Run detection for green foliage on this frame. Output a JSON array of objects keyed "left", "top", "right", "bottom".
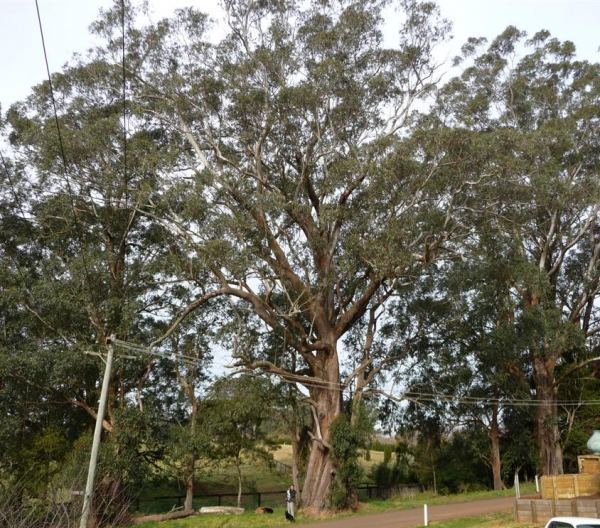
[
  {"left": 1, "top": 0, "right": 599, "bottom": 514},
  {"left": 382, "top": 445, "right": 392, "bottom": 465},
  {"left": 369, "top": 440, "right": 416, "bottom": 488},
  {"left": 329, "top": 404, "right": 373, "bottom": 510},
  {"left": 498, "top": 408, "right": 536, "bottom": 481},
  {"left": 198, "top": 375, "right": 277, "bottom": 504},
  {"left": 435, "top": 432, "right": 490, "bottom": 494},
  {"left": 203, "top": 376, "right": 276, "bottom": 462},
  {"left": 104, "top": 407, "right": 167, "bottom": 488}
]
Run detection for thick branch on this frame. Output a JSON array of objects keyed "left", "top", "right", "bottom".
[
  {"left": 335, "top": 277, "right": 384, "bottom": 339},
  {"left": 70, "top": 398, "right": 114, "bottom": 432},
  {"left": 149, "top": 288, "right": 229, "bottom": 348},
  {"left": 555, "top": 356, "right": 600, "bottom": 386}
]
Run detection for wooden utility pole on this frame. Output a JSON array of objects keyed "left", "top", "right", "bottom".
[{"left": 79, "top": 335, "right": 115, "bottom": 528}]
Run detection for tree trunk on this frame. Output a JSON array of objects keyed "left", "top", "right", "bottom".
[
  {"left": 490, "top": 431, "right": 503, "bottom": 490},
  {"left": 300, "top": 350, "right": 341, "bottom": 511},
  {"left": 489, "top": 400, "right": 504, "bottom": 490},
  {"left": 533, "top": 356, "right": 563, "bottom": 475},
  {"left": 236, "top": 456, "right": 243, "bottom": 508},
  {"left": 184, "top": 398, "right": 198, "bottom": 512},
  {"left": 431, "top": 448, "right": 438, "bottom": 495},
  {"left": 489, "top": 427, "right": 503, "bottom": 489},
  {"left": 131, "top": 510, "right": 197, "bottom": 524},
  {"left": 184, "top": 453, "right": 195, "bottom": 512},
  {"left": 291, "top": 423, "right": 301, "bottom": 506}
]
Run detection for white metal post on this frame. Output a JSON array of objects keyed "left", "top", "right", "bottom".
[
  {"left": 514, "top": 472, "right": 520, "bottom": 499},
  {"left": 423, "top": 503, "right": 428, "bottom": 526},
  {"left": 535, "top": 474, "right": 539, "bottom": 493},
  {"left": 79, "top": 336, "right": 115, "bottom": 528}
]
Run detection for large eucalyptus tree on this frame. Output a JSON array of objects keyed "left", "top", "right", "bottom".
[{"left": 90, "top": 0, "right": 484, "bottom": 508}]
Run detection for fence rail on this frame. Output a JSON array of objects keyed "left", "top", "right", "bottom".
[{"left": 135, "top": 484, "right": 420, "bottom": 513}]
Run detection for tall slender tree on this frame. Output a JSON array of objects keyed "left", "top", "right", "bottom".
[{"left": 433, "top": 28, "right": 600, "bottom": 474}]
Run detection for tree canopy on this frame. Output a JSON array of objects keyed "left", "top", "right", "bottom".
[{"left": 1, "top": 0, "right": 599, "bottom": 519}]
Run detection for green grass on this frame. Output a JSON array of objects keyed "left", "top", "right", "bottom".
[
  {"left": 129, "top": 484, "right": 535, "bottom": 527},
  {"left": 136, "top": 446, "right": 387, "bottom": 514},
  {"left": 424, "top": 511, "right": 539, "bottom": 527},
  {"left": 131, "top": 507, "right": 302, "bottom": 528},
  {"left": 356, "top": 482, "right": 536, "bottom": 515},
  {"left": 135, "top": 457, "right": 291, "bottom": 513},
  {"left": 273, "top": 444, "right": 385, "bottom": 474},
  {"left": 131, "top": 511, "right": 537, "bottom": 528}
]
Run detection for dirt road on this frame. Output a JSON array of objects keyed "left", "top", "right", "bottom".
[{"left": 294, "top": 497, "right": 515, "bottom": 528}]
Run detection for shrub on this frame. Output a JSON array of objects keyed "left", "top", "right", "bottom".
[{"left": 329, "top": 404, "right": 373, "bottom": 510}]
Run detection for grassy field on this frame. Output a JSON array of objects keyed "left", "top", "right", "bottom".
[
  {"left": 425, "top": 512, "right": 539, "bottom": 527},
  {"left": 131, "top": 512, "right": 541, "bottom": 528},
  {"left": 136, "top": 446, "right": 387, "bottom": 513},
  {"left": 356, "top": 482, "right": 535, "bottom": 515},
  {"left": 130, "top": 485, "right": 534, "bottom": 528},
  {"left": 134, "top": 446, "right": 532, "bottom": 520},
  {"left": 132, "top": 507, "right": 301, "bottom": 528},
  {"left": 273, "top": 444, "right": 386, "bottom": 474}
]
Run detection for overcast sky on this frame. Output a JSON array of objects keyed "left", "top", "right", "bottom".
[{"left": 1, "top": 0, "right": 598, "bottom": 112}]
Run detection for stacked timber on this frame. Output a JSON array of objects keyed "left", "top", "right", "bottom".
[
  {"left": 540, "top": 473, "right": 600, "bottom": 499},
  {"left": 516, "top": 454, "right": 600, "bottom": 523},
  {"left": 515, "top": 498, "right": 600, "bottom": 523}
]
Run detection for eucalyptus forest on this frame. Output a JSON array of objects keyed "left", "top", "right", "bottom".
[{"left": 1, "top": 0, "right": 599, "bottom": 526}]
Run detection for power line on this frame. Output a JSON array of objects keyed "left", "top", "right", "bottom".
[
  {"left": 272, "top": 372, "right": 600, "bottom": 407},
  {"left": 262, "top": 369, "right": 600, "bottom": 407},
  {"left": 90, "top": 332, "right": 600, "bottom": 408},
  {"left": 369, "top": 387, "right": 600, "bottom": 408},
  {"left": 400, "top": 391, "right": 600, "bottom": 408},
  {"left": 80, "top": 5, "right": 130, "bottom": 525},
  {"left": 34, "top": 0, "right": 68, "bottom": 171},
  {"left": 34, "top": 0, "right": 95, "bottom": 300},
  {"left": 112, "top": 338, "right": 207, "bottom": 368}
]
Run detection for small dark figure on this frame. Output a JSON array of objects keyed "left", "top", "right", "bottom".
[
  {"left": 285, "top": 484, "right": 297, "bottom": 521},
  {"left": 255, "top": 506, "right": 274, "bottom": 514}
]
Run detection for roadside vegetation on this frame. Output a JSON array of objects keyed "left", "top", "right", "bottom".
[
  {"left": 128, "top": 487, "right": 535, "bottom": 528},
  {"left": 1, "top": 0, "right": 599, "bottom": 526},
  {"left": 424, "top": 513, "right": 538, "bottom": 528}
]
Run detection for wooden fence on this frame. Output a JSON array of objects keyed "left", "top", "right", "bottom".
[
  {"left": 540, "top": 473, "right": 600, "bottom": 499},
  {"left": 515, "top": 498, "right": 600, "bottom": 524},
  {"left": 135, "top": 484, "right": 420, "bottom": 513}
]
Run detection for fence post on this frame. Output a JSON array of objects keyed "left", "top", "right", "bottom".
[
  {"left": 257, "top": 492, "right": 261, "bottom": 507},
  {"left": 368, "top": 486, "right": 372, "bottom": 500},
  {"left": 218, "top": 495, "right": 222, "bottom": 506}
]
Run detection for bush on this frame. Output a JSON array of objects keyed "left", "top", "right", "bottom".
[{"left": 329, "top": 404, "right": 373, "bottom": 510}]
